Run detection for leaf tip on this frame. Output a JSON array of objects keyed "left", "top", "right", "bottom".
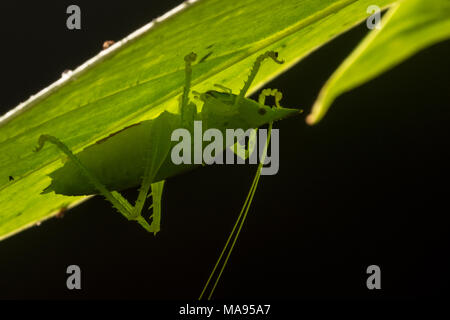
[{"left": 306, "top": 100, "right": 323, "bottom": 125}]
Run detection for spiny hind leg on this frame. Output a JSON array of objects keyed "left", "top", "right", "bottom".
[
  {"left": 130, "top": 168, "right": 165, "bottom": 235},
  {"left": 258, "top": 88, "right": 283, "bottom": 108},
  {"left": 34, "top": 134, "right": 154, "bottom": 231},
  {"left": 147, "top": 180, "right": 165, "bottom": 235},
  {"left": 236, "top": 51, "right": 284, "bottom": 105}
]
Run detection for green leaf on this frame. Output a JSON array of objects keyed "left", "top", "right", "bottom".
[
  {"left": 0, "top": 0, "right": 400, "bottom": 240},
  {"left": 307, "top": 0, "right": 450, "bottom": 124}
]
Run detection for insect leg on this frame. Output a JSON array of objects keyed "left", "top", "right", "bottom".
[
  {"left": 130, "top": 171, "right": 165, "bottom": 235},
  {"left": 181, "top": 52, "right": 197, "bottom": 114},
  {"left": 235, "top": 51, "right": 284, "bottom": 106},
  {"left": 129, "top": 114, "right": 173, "bottom": 233},
  {"left": 258, "top": 88, "right": 283, "bottom": 108},
  {"left": 129, "top": 156, "right": 163, "bottom": 234},
  {"left": 34, "top": 135, "right": 137, "bottom": 221},
  {"left": 148, "top": 180, "right": 165, "bottom": 235}
]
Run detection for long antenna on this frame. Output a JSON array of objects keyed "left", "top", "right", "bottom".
[{"left": 199, "top": 122, "right": 273, "bottom": 300}]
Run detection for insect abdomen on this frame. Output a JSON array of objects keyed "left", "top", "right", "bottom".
[{"left": 45, "top": 112, "right": 189, "bottom": 196}]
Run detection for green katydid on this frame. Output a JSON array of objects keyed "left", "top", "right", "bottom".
[{"left": 34, "top": 50, "right": 301, "bottom": 299}]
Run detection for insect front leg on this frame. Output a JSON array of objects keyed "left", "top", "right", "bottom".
[
  {"left": 129, "top": 114, "right": 174, "bottom": 234},
  {"left": 258, "top": 88, "right": 283, "bottom": 108},
  {"left": 235, "top": 51, "right": 284, "bottom": 106}
]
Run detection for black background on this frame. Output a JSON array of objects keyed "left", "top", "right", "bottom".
[{"left": 0, "top": 0, "right": 449, "bottom": 302}]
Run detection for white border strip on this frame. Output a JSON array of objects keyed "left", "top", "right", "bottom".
[{"left": 0, "top": 0, "right": 201, "bottom": 125}]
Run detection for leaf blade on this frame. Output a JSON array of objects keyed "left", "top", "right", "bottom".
[
  {"left": 307, "top": 0, "right": 450, "bottom": 124},
  {"left": 0, "top": 0, "right": 398, "bottom": 240}
]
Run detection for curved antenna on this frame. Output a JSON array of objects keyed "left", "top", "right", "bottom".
[{"left": 199, "top": 122, "right": 274, "bottom": 300}]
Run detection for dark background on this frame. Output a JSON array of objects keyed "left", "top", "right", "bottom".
[{"left": 0, "top": 1, "right": 449, "bottom": 301}]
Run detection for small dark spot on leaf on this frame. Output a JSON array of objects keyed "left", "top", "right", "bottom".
[
  {"left": 224, "top": 121, "right": 229, "bottom": 126},
  {"left": 199, "top": 51, "right": 213, "bottom": 63},
  {"left": 206, "top": 43, "right": 214, "bottom": 49},
  {"left": 258, "top": 108, "right": 267, "bottom": 115},
  {"left": 9, "top": 176, "right": 14, "bottom": 181},
  {"left": 281, "top": 43, "right": 287, "bottom": 48}
]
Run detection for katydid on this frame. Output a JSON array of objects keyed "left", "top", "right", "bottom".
[{"left": 34, "top": 51, "right": 301, "bottom": 298}]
